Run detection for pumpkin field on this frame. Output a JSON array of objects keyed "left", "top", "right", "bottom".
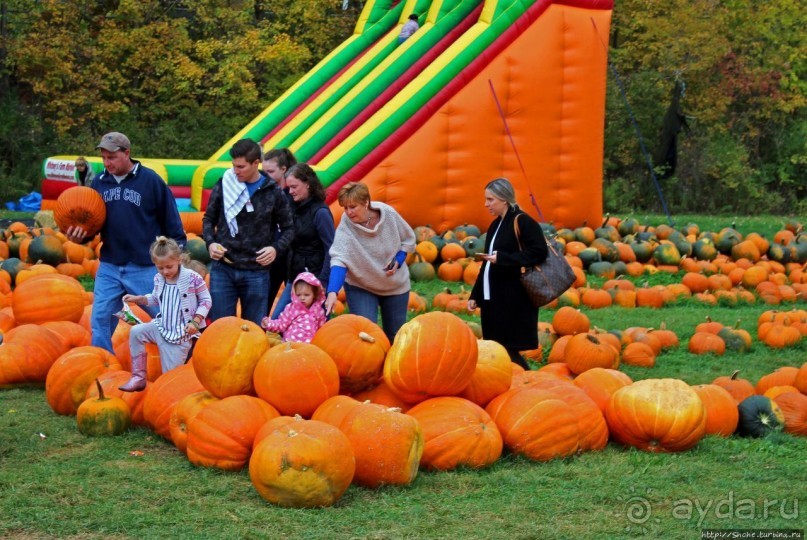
[{"left": 1, "top": 210, "right": 806, "bottom": 539}]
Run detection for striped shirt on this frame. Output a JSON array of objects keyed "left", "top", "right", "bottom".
[{"left": 155, "top": 283, "right": 187, "bottom": 344}]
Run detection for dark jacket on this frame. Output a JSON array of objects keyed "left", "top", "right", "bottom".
[
  {"left": 92, "top": 161, "right": 186, "bottom": 266},
  {"left": 288, "top": 197, "right": 334, "bottom": 287},
  {"left": 202, "top": 172, "right": 294, "bottom": 271},
  {"left": 470, "top": 207, "right": 548, "bottom": 350}
]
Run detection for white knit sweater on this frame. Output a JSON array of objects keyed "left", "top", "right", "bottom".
[{"left": 329, "top": 201, "right": 416, "bottom": 296}]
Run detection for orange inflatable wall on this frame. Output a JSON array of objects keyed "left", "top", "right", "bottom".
[{"left": 336, "top": 4, "right": 611, "bottom": 231}]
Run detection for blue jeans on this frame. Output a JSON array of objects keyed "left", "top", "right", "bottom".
[
  {"left": 92, "top": 261, "right": 158, "bottom": 352},
  {"left": 271, "top": 280, "right": 293, "bottom": 319},
  {"left": 344, "top": 283, "right": 409, "bottom": 343},
  {"left": 209, "top": 261, "right": 270, "bottom": 326}
]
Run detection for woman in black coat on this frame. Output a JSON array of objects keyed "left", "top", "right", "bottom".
[{"left": 468, "top": 178, "right": 548, "bottom": 370}]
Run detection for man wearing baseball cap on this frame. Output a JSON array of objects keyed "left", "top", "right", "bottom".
[{"left": 66, "top": 132, "right": 186, "bottom": 353}]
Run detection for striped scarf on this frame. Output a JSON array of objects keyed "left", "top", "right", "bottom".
[{"left": 222, "top": 169, "right": 249, "bottom": 237}]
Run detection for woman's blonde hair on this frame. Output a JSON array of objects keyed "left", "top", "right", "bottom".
[
  {"left": 150, "top": 236, "right": 188, "bottom": 264},
  {"left": 485, "top": 177, "right": 517, "bottom": 207},
  {"left": 337, "top": 182, "right": 371, "bottom": 207}
]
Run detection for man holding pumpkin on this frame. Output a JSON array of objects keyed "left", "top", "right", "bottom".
[{"left": 65, "top": 132, "right": 186, "bottom": 353}]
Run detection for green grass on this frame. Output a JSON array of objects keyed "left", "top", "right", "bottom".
[
  {"left": 1, "top": 211, "right": 805, "bottom": 538},
  {"left": 2, "top": 291, "right": 805, "bottom": 539}
]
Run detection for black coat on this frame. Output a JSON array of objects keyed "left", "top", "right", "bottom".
[{"left": 470, "top": 207, "right": 548, "bottom": 350}]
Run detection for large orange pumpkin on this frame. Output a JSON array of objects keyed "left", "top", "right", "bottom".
[
  {"left": 795, "top": 362, "right": 807, "bottom": 394},
  {"left": 486, "top": 387, "right": 580, "bottom": 461},
  {"left": 383, "top": 312, "right": 478, "bottom": 404},
  {"left": 192, "top": 316, "right": 269, "bottom": 398},
  {"left": 458, "top": 339, "right": 513, "bottom": 407},
  {"left": 0, "top": 324, "right": 69, "bottom": 388},
  {"left": 605, "top": 379, "right": 707, "bottom": 452},
  {"left": 186, "top": 395, "right": 280, "bottom": 471},
  {"left": 53, "top": 186, "right": 106, "bottom": 237},
  {"left": 169, "top": 391, "right": 219, "bottom": 454},
  {"left": 253, "top": 342, "right": 340, "bottom": 418},
  {"left": 40, "top": 320, "right": 91, "bottom": 349},
  {"left": 572, "top": 368, "right": 633, "bottom": 413},
  {"left": 755, "top": 366, "right": 799, "bottom": 395},
  {"left": 712, "top": 370, "right": 755, "bottom": 403},
  {"left": 692, "top": 384, "right": 740, "bottom": 437},
  {"left": 406, "top": 396, "right": 502, "bottom": 471},
  {"left": 351, "top": 382, "right": 411, "bottom": 412},
  {"left": 12, "top": 273, "right": 85, "bottom": 325},
  {"left": 45, "top": 346, "right": 121, "bottom": 415},
  {"left": 249, "top": 416, "right": 355, "bottom": 508},
  {"left": 318, "top": 401, "right": 424, "bottom": 488},
  {"left": 142, "top": 363, "right": 205, "bottom": 439},
  {"left": 310, "top": 314, "right": 390, "bottom": 394},
  {"left": 551, "top": 306, "right": 590, "bottom": 336},
  {"left": 311, "top": 395, "right": 364, "bottom": 427}
]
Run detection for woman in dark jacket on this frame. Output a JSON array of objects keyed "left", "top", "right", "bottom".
[
  {"left": 270, "top": 163, "right": 335, "bottom": 318},
  {"left": 468, "top": 178, "right": 548, "bottom": 369}
]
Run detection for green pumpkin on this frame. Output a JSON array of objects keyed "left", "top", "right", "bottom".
[
  {"left": 186, "top": 237, "right": 211, "bottom": 265},
  {"left": 766, "top": 243, "right": 790, "bottom": 264},
  {"left": 591, "top": 238, "right": 619, "bottom": 263},
  {"left": 0, "top": 258, "right": 28, "bottom": 286},
  {"left": 617, "top": 218, "right": 640, "bottom": 237},
  {"left": 454, "top": 223, "right": 481, "bottom": 239},
  {"left": 692, "top": 238, "right": 718, "bottom": 261},
  {"left": 588, "top": 261, "right": 616, "bottom": 279},
  {"left": 577, "top": 248, "right": 602, "bottom": 269},
  {"left": 27, "top": 235, "right": 66, "bottom": 266},
  {"left": 737, "top": 395, "right": 784, "bottom": 437},
  {"left": 5, "top": 233, "right": 28, "bottom": 259},
  {"left": 76, "top": 380, "right": 132, "bottom": 436},
  {"left": 409, "top": 260, "right": 436, "bottom": 281},
  {"left": 555, "top": 228, "right": 576, "bottom": 244},
  {"left": 612, "top": 261, "right": 628, "bottom": 277},
  {"left": 652, "top": 243, "right": 681, "bottom": 266},
  {"left": 789, "top": 239, "right": 807, "bottom": 264},
  {"left": 539, "top": 222, "right": 557, "bottom": 236},
  {"left": 461, "top": 237, "right": 484, "bottom": 257},
  {"left": 630, "top": 241, "right": 655, "bottom": 263},
  {"left": 716, "top": 228, "right": 742, "bottom": 255}
]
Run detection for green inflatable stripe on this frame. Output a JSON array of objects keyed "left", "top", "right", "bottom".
[
  {"left": 318, "top": 0, "right": 531, "bottom": 185},
  {"left": 212, "top": 2, "right": 407, "bottom": 160},
  {"left": 293, "top": 0, "right": 479, "bottom": 161}
]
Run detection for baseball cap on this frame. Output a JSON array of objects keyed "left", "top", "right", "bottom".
[{"left": 96, "top": 132, "right": 131, "bottom": 152}]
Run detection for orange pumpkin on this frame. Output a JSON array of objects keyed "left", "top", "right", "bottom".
[
  {"left": 310, "top": 314, "right": 390, "bottom": 394},
  {"left": 249, "top": 416, "right": 355, "bottom": 508},
  {"left": 794, "top": 362, "right": 807, "bottom": 394},
  {"left": 692, "top": 384, "right": 740, "bottom": 437},
  {"left": 383, "top": 312, "right": 478, "bottom": 404},
  {"left": 621, "top": 342, "right": 657, "bottom": 368},
  {"left": 406, "top": 396, "right": 503, "bottom": 471},
  {"left": 45, "top": 346, "right": 121, "bottom": 415},
  {"left": 572, "top": 368, "right": 633, "bottom": 413},
  {"left": 458, "top": 339, "right": 513, "bottom": 407},
  {"left": 40, "top": 320, "right": 91, "bottom": 349},
  {"left": 186, "top": 395, "right": 280, "bottom": 471},
  {"left": 606, "top": 379, "right": 706, "bottom": 452},
  {"left": 192, "top": 316, "right": 269, "bottom": 398},
  {"left": 311, "top": 395, "right": 364, "bottom": 427},
  {"left": 688, "top": 332, "right": 726, "bottom": 355},
  {"left": 253, "top": 342, "right": 340, "bottom": 418},
  {"left": 329, "top": 401, "right": 424, "bottom": 488},
  {"left": 142, "top": 363, "right": 206, "bottom": 439},
  {"left": 772, "top": 392, "right": 807, "bottom": 436},
  {"left": 551, "top": 306, "right": 590, "bottom": 336},
  {"left": 712, "top": 370, "right": 755, "bottom": 403},
  {"left": 563, "top": 333, "right": 620, "bottom": 374},
  {"left": 53, "top": 186, "right": 106, "bottom": 237},
  {"left": 755, "top": 367, "right": 800, "bottom": 395},
  {"left": 486, "top": 387, "right": 580, "bottom": 461},
  {"left": 12, "top": 273, "right": 85, "bottom": 325},
  {"left": 0, "top": 324, "right": 69, "bottom": 388},
  {"left": 168, "top": 391, "right": 219, "bottom": 454}
]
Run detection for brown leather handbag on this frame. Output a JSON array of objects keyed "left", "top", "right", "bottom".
[{"left": 514, "top": 215, "right": 575, "bottom": 307}]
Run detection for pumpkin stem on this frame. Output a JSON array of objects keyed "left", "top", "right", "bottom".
[
  {"left": 358, "top": 331, "right": 376, "bottom": 344},
  {"left": 730, "top": 370, "right": 740, "bottom": 380},
  {"left": 734, "top": 319, "right": 742, "bottom": 330},
  {"left": 241, "top": 324, "right": 250, "bottom": 332},
  {"left": 294, "top": 414, "right": 303, "bottom": 420},
  {"left": 95, "top": 378, "right": 106, "bottom": 401},
  {"left": 600, "top": 213, "right": 610, "bottom": 229},
  {"left": 385, "top": 407, "right": 402, "bottom": 413},
  {"left": 585, "top": 334, "right": 601, "bottom": 345},
  {"left": 288, "top": 429, "right": 299, "bottom": 438}
]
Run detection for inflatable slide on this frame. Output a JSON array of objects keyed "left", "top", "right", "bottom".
[{"left": 42, "top": 0, "right": 613, "bottom": 230}]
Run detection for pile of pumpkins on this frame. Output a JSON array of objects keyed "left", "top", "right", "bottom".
[
  {"left": 406, "top": 216, "right": 807, "bottom": 309},
  {"left": 3, "top": 277, "right": 806, "bottom": 508}
]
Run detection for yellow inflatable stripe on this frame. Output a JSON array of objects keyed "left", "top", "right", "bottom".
[
  {"left": 266, "top": 29, "right": 400, "bottom": 149},
  {"left": 317, "top": 23, "right": 488, "bottom": 169},
  {"left": 291, "top": 24, "right": 435, "bottom": 153}
]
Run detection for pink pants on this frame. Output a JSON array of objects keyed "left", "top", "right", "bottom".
[{"left": 129, "top": 321, "right": 193, "bottom": 373}]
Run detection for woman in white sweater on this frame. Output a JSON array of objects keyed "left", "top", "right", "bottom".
[{"left": 324, "top": 182, "right": 416, "bottom": 341}]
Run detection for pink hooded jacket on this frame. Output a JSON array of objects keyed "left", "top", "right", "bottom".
[{"left": 261, "top": 272, "right": 327, "bottom": 343}]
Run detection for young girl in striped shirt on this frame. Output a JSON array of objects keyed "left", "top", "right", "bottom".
[{"left": 119, "top": 237, "right": 212, "bottom": 392}]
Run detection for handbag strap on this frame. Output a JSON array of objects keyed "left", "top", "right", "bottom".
[{"left": 514, "top": 214, "right": 524, "bottom": 251}]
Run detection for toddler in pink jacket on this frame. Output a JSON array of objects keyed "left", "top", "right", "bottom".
[{"left": 262, "top": 272, "right": 327, "bottom": 342}]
